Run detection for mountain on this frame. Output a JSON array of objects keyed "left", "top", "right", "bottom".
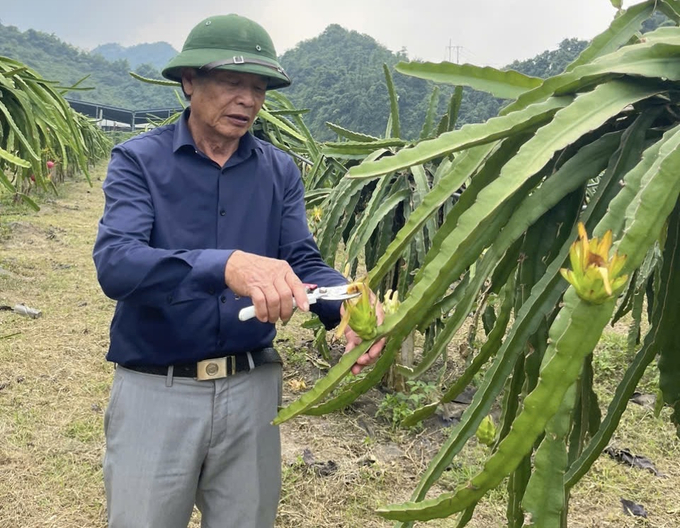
[
  {"left": 277, "top": 26, "right": 581, "bottom": 139},
  {"left": 0, "top": 12, "right": 670, "bottom": 134},
  {"left": 278, "top": 12, "right": 670, "bottom": 139},
  {"left": 279, "top": 24, "right": 436, "bottom": 140},
  {"left": 0, "top": 23, "right": 181, "bottom": 110},
  {"left": 0, "top": 21, "right": 585, "bottom": 138},
  {"left": 91, "top": 42, "right": 178, "bottom": 71}
]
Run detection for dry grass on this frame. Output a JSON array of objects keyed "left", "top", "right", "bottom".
[
  {"left": 0, "top": 165, "right": 678, "bottom": 527},
  {"left": 0, "top": 176, "right": 112, "bottom": 527}
]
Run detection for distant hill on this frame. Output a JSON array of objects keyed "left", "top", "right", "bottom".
[
  {"left": 0, "top": 12, "right": 669, "bottom": 135},
  {"left": 0, "top": 21, "right": 584, "bottom": 139},
  {"left": 278, "top": 26, "right": 582, "bottom": 139},
  {"left": 0, "top": 23, "right": 181, "bottom": 110},
  {"left": 279, "top": 11, "right": 668, "bottom": 140},
  {"left": 280, "top": 24, "right": 437, "bottom": 140},
  {"left": 91, "top": 42, "right": 178, "bottom": 71}
]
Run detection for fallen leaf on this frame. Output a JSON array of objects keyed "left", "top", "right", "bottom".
[
  {"left": 629, "top": 392, "right": 656, "bottom": 409},
  {"left": 301, "top": 448, "right": 338, "bottom": 477},
  {"left": 287, "top": 379, "right": 307, "bottom": 392},
  {"left": 358, "top": 454, "right": 377, "bottom": 467},
  {"left": 605, "top": 446, "right": 664, "bottom": 477},
  {"left": 306, "top": 353, "right": 331, "bottom": 370},
  {"left": 450, "top": 385, "right": 477, "bottom": 405},
  {"left": 302, "top": 447, "right": 315, "bottom": 466},
  {"left": 436, "top": 402, "right": 467, "bottom": 425},
  {"left": 621, "top": 498, "right": 648, "bottom": 518},
  {"left": 314, "top": 460, "right": 338, "bottom": 477}
]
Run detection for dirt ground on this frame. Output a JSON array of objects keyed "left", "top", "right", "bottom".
[{"left": 0, "top": 168, "right": 678, "bottom": 527}]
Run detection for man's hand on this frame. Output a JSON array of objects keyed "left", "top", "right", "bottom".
[
  {"left": 225, "top": 250, "right": 310, "bottom": 323},
  {"left": 342, "top": 290, "right": 386, "bottom": 375}
]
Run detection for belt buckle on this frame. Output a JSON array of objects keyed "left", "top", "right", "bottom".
[{"left": 196, "top": 356, "right": 236, "bottom": 380}]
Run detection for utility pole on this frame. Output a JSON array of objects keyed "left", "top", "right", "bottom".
[{"left": 445, "top": 39, "right": 463, "bottom": 64}]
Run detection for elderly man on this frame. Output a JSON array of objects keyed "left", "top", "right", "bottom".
[{"left": 93, "top": 13, "right": 383, "bottom": 528}]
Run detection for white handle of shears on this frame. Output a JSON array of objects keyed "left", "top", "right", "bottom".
[{"left": 238, "top": 294, "right": 318, "bottom": 321}]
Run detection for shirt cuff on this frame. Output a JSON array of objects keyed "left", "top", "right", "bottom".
[{"left": 171, "top": 249, "right": 232, "bottom": 303}]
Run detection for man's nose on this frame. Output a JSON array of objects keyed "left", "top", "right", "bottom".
[{"left": 235, "top": 87, "right": 258, "bottom": 106}]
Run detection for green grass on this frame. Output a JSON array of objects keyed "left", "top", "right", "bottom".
[{"left": 63, "top": 416, "right": 101, "bottom": 444}]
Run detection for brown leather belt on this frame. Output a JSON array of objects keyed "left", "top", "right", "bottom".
[{"left": 122, "top": 347, "right": 281, "bottom": 380}]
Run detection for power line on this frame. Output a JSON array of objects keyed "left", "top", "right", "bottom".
[
  {"left": 444, "top": 43, "right": 504, "bottom": 68},
  {"left": 444, "top": 39, "right": 463, "bottom": 64}
]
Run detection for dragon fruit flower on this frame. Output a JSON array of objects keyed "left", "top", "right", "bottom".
[
  {"left": 335, "top": 278, "right": 378, "bottom": 341},
  {"left": 560, "top": 222, "right": 628, "bottom": 304}
]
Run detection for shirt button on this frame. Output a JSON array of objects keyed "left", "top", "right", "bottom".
[
  {"left": 208, "top": 288, "right": 215, "bottom": 295},
  {"left": 220, "top": 209, "right": 226, "bottom": 216},
  {"left": 217, "top": 340, "right": 224, "bottom": 348},
  {"left": 220, "top": 295, "right": 227, "bottom": 303}
]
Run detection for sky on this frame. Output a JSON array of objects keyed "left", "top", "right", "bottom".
[{"left": 1, "top": 0, "right": 641, "bottom": 68}]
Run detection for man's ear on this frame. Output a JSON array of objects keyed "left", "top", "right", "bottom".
[{"left": 180, "top": 68, "right": 196, "bottom": 99}]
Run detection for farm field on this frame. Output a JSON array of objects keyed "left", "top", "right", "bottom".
[{"left": 0, "top": 166, "right": 678, "bottom": 527}]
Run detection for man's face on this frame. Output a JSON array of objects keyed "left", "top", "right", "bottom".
[{"left": 184, "top": 69, "right": 268, "bottom": 143}]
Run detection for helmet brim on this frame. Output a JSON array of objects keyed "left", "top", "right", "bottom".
[{"left": 162, "top": 48, "right": 291, "bottom": 89}]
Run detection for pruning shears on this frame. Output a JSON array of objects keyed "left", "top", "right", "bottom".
[{"left": 237, "top": 283, "right": 360, "bottom": 321}]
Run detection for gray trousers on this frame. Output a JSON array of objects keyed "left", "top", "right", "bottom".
[{"left": 103, "top": 362, "right": 282, "bottom": 528}]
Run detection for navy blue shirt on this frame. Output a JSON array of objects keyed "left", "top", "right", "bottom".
[{"left": 93, "top": 109, "right": 346, "bottom": 367}]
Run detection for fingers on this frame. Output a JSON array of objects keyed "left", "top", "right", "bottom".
[
  {"left": 350, "top": 341, "right": 383, "bottom": 376},
  {"left": 225, "top": 251, "right": 308, "bottom": 324},
  {"left": 367, "top": 337, "right": 386, "bottom": 361},
  {"left": 353, "top": 338, "right": 385, "bottom": 364},
  {"left": 249, "top": 286, "right": 269, "bottom": 323},
  {"left": 256, "top": 279, "right": 295, "bottom": 324},
  {"left": 270, "top": 272, "right": 310, "bottom": 323},
  {"left": 273, "top": 276, "right": 293, "bottom": 323},
  {"left": 350, "top": 343, "right": 384, "bottom": 375},
  {"left": 344, "top": 326, "right": 386, "bottom": 375},
  {"left": 374, "top": 297, "right": 385, "bottom": 325},
  {"left": 287, "top": 272, "right": 310, "bottom": 313},
  {"left": 343, "top": 290, "right": 386, "bottom": 375}
]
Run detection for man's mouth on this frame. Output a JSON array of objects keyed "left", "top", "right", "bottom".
[{"left": 227, "top": 114, "right": 250, "bottom": 124}]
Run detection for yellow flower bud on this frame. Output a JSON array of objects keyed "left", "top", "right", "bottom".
[
  {"left": 476, "top": 415, "right": 496, "bottom": 447},
  {"left": 335, "top": 278, "right": 378, "bottom": 341},
  {"left": 382, "top": 289, "right": 400, "bottom": 316},
  {"left": 560, "top": 222, "right": 628, "bottom": 304}
]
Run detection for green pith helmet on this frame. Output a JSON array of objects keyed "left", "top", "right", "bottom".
[{"left": 162, "top": 14, "right": 291, "bottom": 89}]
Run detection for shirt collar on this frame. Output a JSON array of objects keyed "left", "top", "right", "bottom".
[
  {"left": 173, "top": 107, "right": 264, "bottom": 159},
  {"left": 173, "top": 107, "right": 195, "bottom": 152}
]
